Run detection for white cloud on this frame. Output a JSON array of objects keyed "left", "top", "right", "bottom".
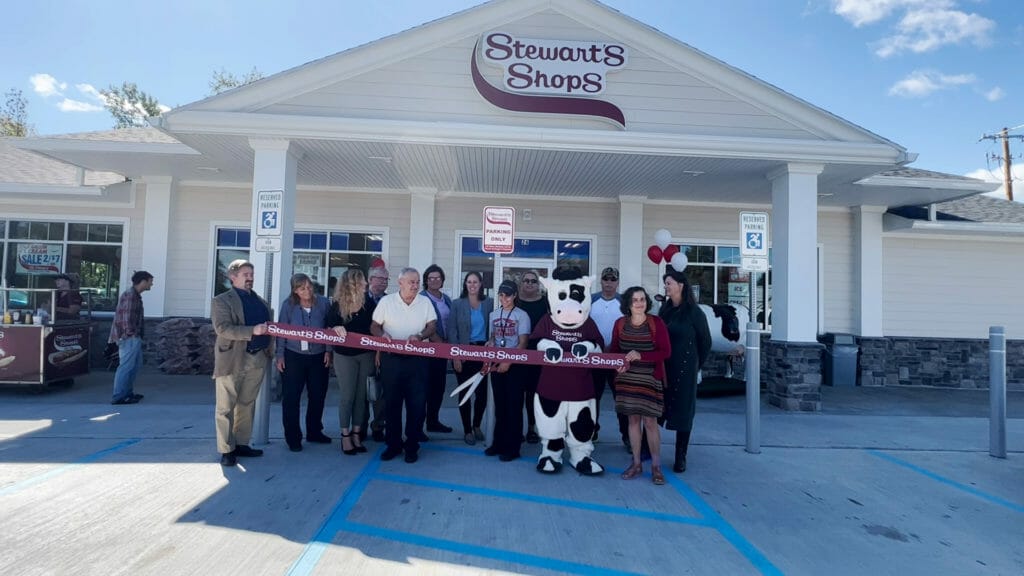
[
  {"left": 888, "top": 69, "right": 975, "bottom": 97},
  {"left": 967, "top": 165, "right": 1024, "bottom": 203},
  {"left": 30, "top": 73, "right": 67, "bottom": 98},
  {"left": 57, "top": 98, "right": 104, "bottom": 112},
  {"left": 831, "top": 0, "right": 951, "bottom": 27},
  {"left": 984, "top": 86, "right": 1005, "bottom": 101},
  {"left": 875, "top": 8, "right": 995, "bottom": 57},
  {"left": 75, "top": 83, "right": 106, "bottom": 102}
]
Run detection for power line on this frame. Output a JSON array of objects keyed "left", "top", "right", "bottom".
[{"left": 980, "top": 127, "right": 1024, "bottom": 201}]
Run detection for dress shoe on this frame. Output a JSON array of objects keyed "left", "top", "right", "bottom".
[
  {"left": 220, "top": 453, "right": 237, "bottom": 467},
  {"left": 499, "top": 453, "right": 520, "bottom": 462},
  {"left": 130, "top": 393, "right": 144, "bottom": 400},
  {"left": 111, "top": 396, "right": 140, "bottom": 405},
  {"left": 380, "top": 447, "right": 403, "bottom": 461},
  {"left": 426, "top": 421, "right": 453, "bottom": 433},
  {"left": 232, "top": 445, "right": 263, "bottom": 457},
  {"left": 306, "top": 433, "right": 332, "bottom": 444},
  {"left": 288, "top": 442, "right": 303, "bottom": 452},
  {"left": 673, "top": 456, "right": 687, "bottom": 473},
  {"left": 404, "top": 451, "right": 419, "bottom": 463},
  {"left": 484, "top": 445, "right": 499, "bottom": 456}
]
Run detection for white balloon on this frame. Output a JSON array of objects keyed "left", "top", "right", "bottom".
[
  {"left": 654, "top": 228, "right": 672, "bottom": 250},
  {"left": 670, "top": 252, "right": 688, "bottom": 271}
]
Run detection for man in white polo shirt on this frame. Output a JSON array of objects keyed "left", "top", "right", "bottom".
[{"left": 371, "top": 267, "right": 437, "bottom": 463}]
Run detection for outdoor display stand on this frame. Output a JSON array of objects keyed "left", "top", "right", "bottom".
[{"left": 0, "top": 288, "right": 92, "bottom": 386}]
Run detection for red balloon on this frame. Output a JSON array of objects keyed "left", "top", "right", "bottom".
[
  {"left": 662, "top": 244, "right": 680, "bottom": 261},
  {"left": 647, "top": 245, "right": 664, "bottom": 264}
]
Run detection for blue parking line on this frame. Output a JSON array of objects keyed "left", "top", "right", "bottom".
[
  {"left": 867, "top": 449, "right": 1024, "bottom": 514},
  {"left": 375, "top": 472, "right": 712, "bottom": 526},
  {"left": 0, "top": 438, "right": 141, "bottom": 497},
  {"left": 338, "top": 520, "right": 645, "bottom": 576},
  {"left": 665, "top": 474, "right": 783, "bottom": 576},
  {"left": 286, "top": 446, "right": 384, "bottom": 576}
]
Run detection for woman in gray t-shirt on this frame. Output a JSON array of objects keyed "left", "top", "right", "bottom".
[{"left": 485, "top": 280, "right": 531, "bottom": 461}]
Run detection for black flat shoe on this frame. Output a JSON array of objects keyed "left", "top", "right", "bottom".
[
  {"left": 288, "top": 443, "right": 303, "bottom": 453},
  {"left": 220, "top": 453, "right": 237, "bottom": 467},
  {"left": 233, "top": 445, "right": 263, "bottom": 457},
  {"left": 307, "top": 433, "right": 332, "bottom": 444},
  {"left": 380, "top": 447, "right": 402, "bottom": 461}
]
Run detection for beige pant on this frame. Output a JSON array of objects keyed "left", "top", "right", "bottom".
[{"left": 215, "top": 352, "right": 268, "bottom": 454}]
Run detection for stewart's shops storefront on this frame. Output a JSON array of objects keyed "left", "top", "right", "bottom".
[{"left": 3, "top": 0, "right": 1022, "bottom": 408}]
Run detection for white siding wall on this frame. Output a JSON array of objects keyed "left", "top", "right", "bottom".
[
  {"left": 263, "top": 11, "right": 814, "bottom": 139},
  {"left": 818, "top": 210, "right": 855, "bottom": 334},
  {"left": 883, "top": 236, "right": 1024, "bottom": 339},
  {"left": 166, "top": 185, "right": 409, "bottom": 317}
]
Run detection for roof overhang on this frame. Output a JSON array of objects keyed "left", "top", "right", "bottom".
[
  {"left": 8, "top": 137, "right": 202, "bottom": 181},
  {"left": 884, "top": 213, "right": 1024, "bottom": 238}
]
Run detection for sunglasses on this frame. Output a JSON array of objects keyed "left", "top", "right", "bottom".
[{"left": 522, "top": 278, "right": 538, "bottom": 284}]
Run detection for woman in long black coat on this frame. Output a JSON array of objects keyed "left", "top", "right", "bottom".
[{"left": 658, "top": 268, "right": 712, "bottom": 473}]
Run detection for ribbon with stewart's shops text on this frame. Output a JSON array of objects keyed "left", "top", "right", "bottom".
[{"left": 266, "top": 322, "right": 626, "bottom": 369}]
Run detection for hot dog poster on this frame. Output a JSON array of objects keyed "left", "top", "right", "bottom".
[
  {"left": 0, "top": 328, "right": 43, "bottom": 382},
  {"left": 44, "top": 325, "right": 90, "bottom": 380}
]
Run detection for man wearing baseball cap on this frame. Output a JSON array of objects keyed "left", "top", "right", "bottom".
[{"left": 590, "top": 266, "right": 627, "bottom": 446}]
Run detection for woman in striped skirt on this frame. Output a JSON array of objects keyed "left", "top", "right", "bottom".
[{"left": 609, "top": 286, "right": 672, "bottom": 485}]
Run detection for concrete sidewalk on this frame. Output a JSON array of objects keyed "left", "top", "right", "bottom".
[{"left": 1, "top": 368, "right": 1022, "bottom": 575}]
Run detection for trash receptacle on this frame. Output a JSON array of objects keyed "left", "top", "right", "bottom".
[{"left": 823, "top": 333, "right": 859, "bottom": 387}]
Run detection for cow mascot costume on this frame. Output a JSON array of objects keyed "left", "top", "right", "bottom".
[{"left": 532, "top": 266, "right": 606, "bottom": 476}]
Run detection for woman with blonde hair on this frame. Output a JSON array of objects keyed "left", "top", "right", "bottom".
[{"left": 327, "top": 268, "right": 377, "bottom": 455}]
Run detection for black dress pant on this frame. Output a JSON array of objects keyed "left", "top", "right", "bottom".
[
  {"left": 281, "top": 349, "right": 329, "bottom": 446},
  {"left": 491, "top": 366, "right": 523, "bottom": 457},
  {"left": 455, "top": 359, "right": 487, "bottom": 433},
  {"left": 382, "top": 354, "right": 428, "bottom": 454},
  {"left": 425, "top": 356, "right": 449, "bottom": 426}
]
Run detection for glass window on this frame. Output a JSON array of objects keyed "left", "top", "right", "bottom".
[
  {"left": 556, "top": 240, "right": 591, "bottom": 275},
  {"left": 668, "top": 243, "right": 771, "bottom": 328},
  {"left": 459, "top": 235, "right": 592, "bottom": 292},
  {"left": 214, "top": 227, "right": 384, "bottom": 298},
  {"left": 67, "top": 244, "right": 121, "bottom": 311}
]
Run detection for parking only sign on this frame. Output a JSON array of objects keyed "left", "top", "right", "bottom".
[
  {"left": 740, "top": 211, "right": 769, "bottom": 272},
  {"left": 257, "top": 190, "right": 283, "bottom": 236}
]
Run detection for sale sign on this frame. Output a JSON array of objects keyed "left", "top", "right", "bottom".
[{"left": 16, "top": 243, "right": 62, "bottom": 274}]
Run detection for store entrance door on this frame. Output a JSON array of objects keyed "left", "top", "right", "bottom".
[{"left": 495, "top": 257, "right": 553, "bottom": 292}]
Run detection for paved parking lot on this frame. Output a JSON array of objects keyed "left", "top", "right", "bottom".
[{"left": 1, "top": 369, "right": 1021, "bottom": 575}]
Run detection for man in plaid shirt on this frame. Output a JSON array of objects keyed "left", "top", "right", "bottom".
[{"left": 109, "top": 271, "right": 154, "bottom": 405}]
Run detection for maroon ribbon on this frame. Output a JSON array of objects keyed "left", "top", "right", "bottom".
[{"left": 266, "top": 322, "right": 626, "bottom": 369}]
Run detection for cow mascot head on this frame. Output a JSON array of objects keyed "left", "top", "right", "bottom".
[{"left": 532, "top": 266, "right": 605, "bottom": 476}]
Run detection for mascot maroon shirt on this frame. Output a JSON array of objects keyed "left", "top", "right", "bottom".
[{"left": 530, "top": 314, "right": 605, "bottom": 401}]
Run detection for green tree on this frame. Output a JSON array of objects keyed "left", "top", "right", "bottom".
[
  {"left": 209, "top": 67, "right": 263, "bottom": 95},
  {"left": 1, "top": 88, "right": 31, "bottom": 136},
  {"left": 100, "top": 82, "right": 164, "bottom": 129}
]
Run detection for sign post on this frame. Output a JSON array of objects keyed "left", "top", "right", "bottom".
[
  {"left": 253, "top": 190, "right": 283, "bottom": 446},
  {"left": 483, "top": 206, "right": 516, "bottom": 254},
  {"left": 740, "top": 211, "right": 769, "bottom": 327}
]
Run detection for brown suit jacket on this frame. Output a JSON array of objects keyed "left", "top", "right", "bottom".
[{"left": 211, "top": 288, "right": 274, "bottom": 378}]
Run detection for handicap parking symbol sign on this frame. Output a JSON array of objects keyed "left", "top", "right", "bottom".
[
  {"left": 745, "top": 232, "right": 762, "bottom": 251},
  {"left": 262, "top": 211, "right": 278, "bottom": 231}
]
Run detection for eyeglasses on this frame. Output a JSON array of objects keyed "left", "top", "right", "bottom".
[
  {"left": 522, "top": 278, "right": 538, "bottom": 284},
  {"left": 602, "top": 276, "right": 618, "bottom": 282}
]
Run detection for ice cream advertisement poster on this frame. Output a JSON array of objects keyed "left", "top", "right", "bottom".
[{"left": 16, "top": 244, "right": 63, "bottom": 275}]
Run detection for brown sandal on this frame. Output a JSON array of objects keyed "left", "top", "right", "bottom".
[
  {"left": 652, "top": 466, "right": 666, "bottom": 485},
  {"left": 621, "top": 462, "right": 643, "bottom": 480}
]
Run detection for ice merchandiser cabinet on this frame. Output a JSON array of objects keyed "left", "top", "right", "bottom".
[{"left": 0, "top": 288, "right": 92, "bottom": 386}]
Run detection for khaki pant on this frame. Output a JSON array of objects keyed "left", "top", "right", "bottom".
[{"left": 215, "top": 352, "right": 268, "bottom": 454}]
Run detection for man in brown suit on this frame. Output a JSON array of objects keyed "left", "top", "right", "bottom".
[{"left": 212, "top": 259, "right": 273, "bottom": 467}]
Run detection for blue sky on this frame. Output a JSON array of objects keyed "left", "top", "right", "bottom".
[{"left": 3, "top": 0, "right": 1022, "bottom": 196}]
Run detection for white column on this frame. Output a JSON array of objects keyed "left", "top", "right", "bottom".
[
  {"left": 618, "top": 195, "right": 645, "bottom": 287},
  {"left": 140, "top": 175, "right": 173, "bottom": 317},
  {"left": 854, "top": 205, "right": 885, "bottom": 337},
  {"left": 249, "top": 138, "right": 298, "bottom": 312},
  {"left": 768, "top": 163, "right": 823, "bottom": 342},
  {"left": 408, "top": 187, "right": 437, "bottom": 273}
]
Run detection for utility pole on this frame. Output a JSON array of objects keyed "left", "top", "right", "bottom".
[{"left": 981, "top": 127, "right": 1023, "bottom": 201}]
